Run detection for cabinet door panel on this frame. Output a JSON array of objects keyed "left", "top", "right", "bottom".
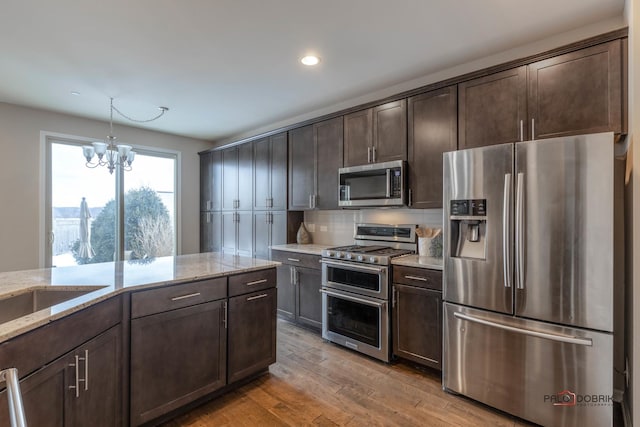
[
  {"left": 130, "top": 301, "right": 226, "bottom": 426},
  {"left": 0, "top": 360, "right": 66, "bottom": 427},
  {"left": 221, "top": 212, "right": 237, "bottom": 255},
  {"left": 458, "top": 66, "right": 527, "bottom": 149},
  {"left": 296, "top": 267, "right": 322, "bottom": 330},
  {"left": 68, "top": 326, "right": 122, "bottom": 427},
  {"left": 210, "top": 150, "right": 223, "bottom": 211},
  {"left": 528, "top": 40, "right": 622, "bottom": 139},
  {"left": 373, "top": 99, "right": 407, "bottom": 163},
  {"left": 228, "top": 288, "right": 277, "bottom": 384},
  {"left": 276, "top": 265, "right": 295, "bottom": 321},
  {"left": 200, "top": 212, "right": 221, "bottom": 253},
  {"left": 270, "top": 133, "right": 288, "bottom": 210},
  {"left": 392, "top": 284, "right": 441, "bottom": 369},
  {"left": 253, "top": 212, "right": 270, "bottom": 260},
  {"left": 253, "top": 137, "right": 270, "bottom": 210},
  {"left": 408, "top": 86, "right": 457, "bottom": 209},
  {"left": 344, "top": 109, "right": 373, "bottom": 167},
  {"left": 315, "top": 117, "right": 343, "bottom": 210},
  {"left": 270, "top": 211, "right": 287, "bottom": 248},
  {"left": 288, "top": 125, "right": 315, "bottom": 210},
  {"left": 236, "top": 212, "right": 253, "bottom": 257},
  {"left": 237, "top": 143, "right": 253, "bottom": 210},
  {"left": 200, "top": 152, "right": 212, "bottom": 212},
  {"left": 222, "top": 148, "right": 239, "bottom": 210}
]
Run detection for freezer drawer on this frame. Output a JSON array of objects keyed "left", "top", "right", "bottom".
[{"left": 443, "top": 303, "right": 613, "bottom": 427}]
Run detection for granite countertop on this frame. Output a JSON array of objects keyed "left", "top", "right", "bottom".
[
  {"left": 392, "top": 254, "right": 443, "bottom": 271},
  {"left": 270, "top": 244, "right": 331, "bottom": 256},
  {"left": 0, "top": 252, "right": 279, "bottom": 342}
]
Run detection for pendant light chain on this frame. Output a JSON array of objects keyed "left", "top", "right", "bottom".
[{"left": 111, "top": 98, "right": 169, "bottom": 123}]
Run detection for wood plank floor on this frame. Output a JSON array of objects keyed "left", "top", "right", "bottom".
[{"left": 162, "top": 319, "right": 536, "bottom": 427}]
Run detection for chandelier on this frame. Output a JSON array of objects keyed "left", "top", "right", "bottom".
[{"left": 82, "top": 98, "right": 168, "bottom": 174}]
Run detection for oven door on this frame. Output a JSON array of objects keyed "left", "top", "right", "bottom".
[
  {"left": 321, "top": 288, "right": 389, "bottom": 362},
  {"left": 321, "top": 259, "right": 388, "bottom": 299}
]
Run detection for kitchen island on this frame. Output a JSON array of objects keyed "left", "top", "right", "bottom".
[{"left": 0, "top": 252, "right": 279, "bottom": 426}]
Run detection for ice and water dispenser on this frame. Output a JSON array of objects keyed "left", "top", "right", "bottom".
[{"left": 448, "top": 199, "right": 487, "bottom": 260}]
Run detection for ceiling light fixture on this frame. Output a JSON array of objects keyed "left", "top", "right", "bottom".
[
  {"left": 82, "top": 97, "right": 169, "bottom": 174},
  {"left": 71, "top": 91, "right": 81, "bottom": 96},
  {"left": 301, "top": 55, "right": 320, "bottom": 66}
]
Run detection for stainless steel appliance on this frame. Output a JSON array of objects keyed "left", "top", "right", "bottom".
[
  {"left": 443, "top": 132, "right": 622, "bottom": 427},
  {"left": 338, "top": 160, "right": 405, "bottom": 207},
  {"left": 321, "top": 224, "right": 416, "bottom": 361}
]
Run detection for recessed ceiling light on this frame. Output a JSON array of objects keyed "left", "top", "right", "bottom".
[
  {"left": 301, "top": 55, "right": 320, "bottom": 66},
  {"left": 71, "top": 91, "right": 81, "bottom": 96}
]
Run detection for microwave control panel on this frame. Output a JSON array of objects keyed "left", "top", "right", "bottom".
[{"left": 391, "top": 169, "right": 402, "bottom": 197}]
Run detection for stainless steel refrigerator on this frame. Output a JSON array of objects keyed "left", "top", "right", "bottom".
[{"left": 442, "top": 132, "right": 622, "bottom": 427}]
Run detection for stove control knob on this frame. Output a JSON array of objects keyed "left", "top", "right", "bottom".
[
  {"left": 335, "top": 252, "right": 342, "bottom": 258},
  {"left": 357, "top": 255, "right": 364, "bottom": 262},
  {"left": 346, "top": 253, "right": 352, "bottom": 260},
  {"left": 369, "top": 256, "right": 378, "bottom": 264},
  {"left": 326, "top": 251, "right": 333, "bottom": 257}
]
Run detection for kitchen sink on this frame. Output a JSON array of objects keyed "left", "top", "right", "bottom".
[{"left": 0, "top": 287, "right": 103, "bottom": 324}]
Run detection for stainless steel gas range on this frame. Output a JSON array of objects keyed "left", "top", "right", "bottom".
[{"left": 320, "top": 223, "right": 417, "bottom": 362}]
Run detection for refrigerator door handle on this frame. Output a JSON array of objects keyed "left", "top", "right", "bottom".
[
  {"left": 515, "top": 172, "right": 525, "bottom": 290},
  {"left": 503, "top": 174, "right": 512, "bottom": 288},
  {"left": 453, "top": 312, "right": 593, "bottom": 346}
]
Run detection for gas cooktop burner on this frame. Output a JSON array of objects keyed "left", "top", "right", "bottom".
[
  {"left": 322, "top": 223, "right": 417, "bottom": 265},
  {"left": 322, "top": 245, "right": 413, "bottom": 265}
]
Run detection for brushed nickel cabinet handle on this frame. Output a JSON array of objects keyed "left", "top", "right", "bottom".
[
  {"left": 367, "top": 147, "right": 372, "bottom": 163},
  {"left": 247, "top": 293, "right": 268, "bottom": 301},
  {"left": 372, "top": 146, "right": 377, "bottom": 162},
  {"left": 519, "top": 120, "right": 524, "bottom": 142},
  {"left": 287, "top": 258, "right": 300, "bottom": 262},
  {"left": 83, "top": 350, "right": 89, "bottom": 391},
  {"left": 69, "top": 355, "right": 80, "bottom": 398},
  {"left": 171, "top": 292, "right": 201, "bottom": 301},
  {"left": 223, "top": 301, "right": 227, "bottom": 329},
  {"left": 246, "top": 279, "right": 267, "bottom": 286},
  {"left": 531, "top": 118, "right": 535, "bottom": 140},
  {"left": 404, "top": 275, "right": 428, "bottom": 282}
]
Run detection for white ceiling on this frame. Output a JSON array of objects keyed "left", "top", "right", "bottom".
[{"left": 0, "top": 0, "right": 625, "bottom": 141}]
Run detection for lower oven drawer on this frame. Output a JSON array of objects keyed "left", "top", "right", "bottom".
[{"left": 321, "top": 288, "right": 389, "bottom": 362}]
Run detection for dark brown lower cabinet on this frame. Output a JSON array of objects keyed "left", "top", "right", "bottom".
[
  {"left": 392, "top": 283, "right": 442, "bottom": 370},
  {"left": 227, "top": 288, "right": 277, "bottom": 384},
  {"left": 130, "top": 300, "right": 226, "bottom": 426},
  {"left": 273, "top": 250, "right": 322, "bottom": 331},
  {"left": 0, "top": 325, "right": 122, "bottom": 427}
]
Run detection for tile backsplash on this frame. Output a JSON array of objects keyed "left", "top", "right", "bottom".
[{"left": 303, "top": 208, "right": 443, "bottom": 245}]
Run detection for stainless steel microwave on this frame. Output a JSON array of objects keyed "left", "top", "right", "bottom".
[{"left": 338, "top": 160, "right": 405, "bottom": 207}]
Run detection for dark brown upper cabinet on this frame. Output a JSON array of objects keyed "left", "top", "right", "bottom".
[
  {"left": 288, "top": 125, "right": 315, "bottom": 210},
  {"left": 221, "top": 144, "right": 253, "bottom": 211},
  {"left": 527, "top": 39, "right": 624, "bottom": 140},
  {"left": 407, "top": 86, "right": 457, "bottom": 209},
  {"left": 458, "top": 67, "right": 527, "bottom": 150},
  {"left": 344, "top": 100, "right": 407, "bottom": 167},
  {"left": 200, "top": 150, "right": 222, "bottom": 212},
  {"left": 288, "top": 117, "right": 343, "bottom": 210},
  {"left": 253, "top": 132, "right": 287, "bottom": 211}
]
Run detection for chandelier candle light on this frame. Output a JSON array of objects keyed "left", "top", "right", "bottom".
[{"left": 83, "top": 97, "right": 168, "bottom": 174}]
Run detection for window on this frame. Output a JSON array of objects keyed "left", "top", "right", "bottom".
[{"left": 46, "top": 138, "right": 178, "bottom": 267}]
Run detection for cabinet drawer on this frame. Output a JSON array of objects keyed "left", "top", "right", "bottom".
[
  {"left": 271, "top": 250, "right": 321, "bottom": 270},
  {"left": 229, "top": 268, "right": 276, "bottom": 297},
  {"left": 131, "top": 278, "right": 227, "bottom": 318},
  {"left": 393, "top": 266, "right": 442, "bottom": 291}
]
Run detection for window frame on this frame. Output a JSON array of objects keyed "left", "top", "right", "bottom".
[{"left": 42, "top": 132, "right": 180, "bottom": 267}]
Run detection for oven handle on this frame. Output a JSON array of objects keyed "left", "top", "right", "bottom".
[
  {"left": 320, "top": 259, "right": 387, "bottom": 274},
  {"left": 320, "top": 289, "right": 385, "bottom": 308}
]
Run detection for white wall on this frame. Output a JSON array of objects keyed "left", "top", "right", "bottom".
[{"left": 0, "top": 102, "right": 214, "bottom": 272}]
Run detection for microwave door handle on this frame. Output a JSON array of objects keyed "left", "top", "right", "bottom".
[{"left": 386, "top": 169, "right": 391, "bottom": 198}]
